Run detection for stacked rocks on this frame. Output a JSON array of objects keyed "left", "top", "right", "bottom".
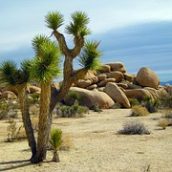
[{"left": 69, "top": 62, "right": 169, "bottom": 109}]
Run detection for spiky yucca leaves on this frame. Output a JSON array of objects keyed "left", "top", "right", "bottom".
[
  {"left": 79, "top": 41, "right": 101, "bottom": 70},
  {"left": 0, "top": 60, "right": 30, "bottom": 87},
  {"left": 31, "top": 38, "right": 61, "bottom": 83},
  {"left": 66, "top": 11, "right": 90, "bottom": 37},
  {"left": 45, "top": 12, "right": 64, "bottom": 31},
  {"left": 32, "top": 35, "right": 50, "bottom": 56},
  {"left": 50, "top": 128, "right": 62, "bottom": 162},
  {"left": 50, "top": 128, "right": 62, "bottom": 150}
]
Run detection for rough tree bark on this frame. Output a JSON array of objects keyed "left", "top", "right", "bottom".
[
  {"left": 17, "top": 85, "right": 37, "bottom": 160},
  {"left": 31, "top": 82, "right": 51, "bottom": 163},
  {"left": 43, "top": 31, "right": 86, "bottom": 159}
]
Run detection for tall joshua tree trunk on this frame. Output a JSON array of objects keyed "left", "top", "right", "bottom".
[
  {"left": 17, "top": 85, "right": 37, "bottom": 160},
  {"left": 32, "top": 82, "right": 51, "bottom": 163},
  {"left": 44, "top": 36, "right": 87, "bottom": 156}
]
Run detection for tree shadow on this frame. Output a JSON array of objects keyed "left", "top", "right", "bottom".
[{"left": 0, "top": 159, "right": 31, "bottom": 171}]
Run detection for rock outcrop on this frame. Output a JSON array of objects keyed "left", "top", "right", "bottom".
[
  {"left": 104, "top": 83, "right": 131, "bottom": 108},
  {"left": 136, "top": 67, "right": 160, "bottom": 89},
  {"left": 64, "top": 87, "right": 114, "bottom": 109}
]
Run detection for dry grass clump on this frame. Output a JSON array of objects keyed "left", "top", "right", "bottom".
[
  {"left": 158, "top": 119, "right": 169, "bottom": 130},
  {"left": 59, "top": 133, "right": 74, "bottom": 151},
  {"left": 131, "top": 105, "right": 149, "bottom": 117},
  {"left": 118, "top": 121, "right": 150, "bottom": 135}
]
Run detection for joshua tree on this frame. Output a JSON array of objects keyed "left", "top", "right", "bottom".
[
  {"left": 30, "top": 36, "right": 61, "bottom": 162},
  {"left": 44, "top": 12, "right": 101, "bottom": 158},
  {"left": 0, "top": 61, "right": 36, "bottom": 159},
  {"left": 49, "top": 128, "right": 62, "bottom": 162},
  {"left": 45, "top": 11, "right": 101, "bottom": 110}
]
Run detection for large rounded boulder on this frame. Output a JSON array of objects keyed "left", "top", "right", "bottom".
[
  {"left": 104, "top": 82, "right": 131, "bottom": 108},
  {"left": 136, "top": 67, "right": 160, "bottom": 89},
  {"left": 64, "top": 87, "right": 114, "bottom": 109}
]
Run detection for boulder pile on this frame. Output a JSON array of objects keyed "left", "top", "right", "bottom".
[{"left": 67, "top": 62, "right": 169, "bottom": 108}]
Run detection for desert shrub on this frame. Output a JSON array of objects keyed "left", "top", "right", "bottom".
[
  {"left": 118, "top": 121, "right": 150, "bottom": 135},
  {"left": 129, "top": 98, "right": 140, "bottom": 107},
  {"left": 6, "top": 119, "right": 27, "bottom": 142},
  {"left": 131, "top": 105, "right": 149, "bottom": 117},
  {"left": 49, "top": 128, "right": 62, "bottom": 162},
  {"left": 160, "top": 93, "right": 172, "bottom": 108},
  {"left": 56, "top": 101, "right": 89, "bottom": 118},
  {"left": 158, "top": 119, "right": 169, "bottom": 129},
  {"left": 142, "top": 97, "right": 159, "bottom": 113},
  {"left": 90, "top": 104, "right": 102, "bottom": 112}
]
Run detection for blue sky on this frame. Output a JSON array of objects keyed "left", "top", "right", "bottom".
[{"left": 1, "top": 0, "right": 172, "bottom": 81}]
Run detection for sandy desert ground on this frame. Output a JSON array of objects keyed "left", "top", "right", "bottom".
[{"left": 0, "top": 109, "right": 172, "bottom": 172}]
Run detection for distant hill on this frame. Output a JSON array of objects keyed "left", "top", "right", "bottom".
[{"left": 161, "top": 80, "right": 172, "bottom": 86}]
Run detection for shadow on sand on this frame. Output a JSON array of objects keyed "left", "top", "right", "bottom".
[{"left": 0, "top": 159, "right": 31, "bottom": 171}]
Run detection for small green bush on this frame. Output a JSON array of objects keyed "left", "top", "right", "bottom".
[
  {"left": 142, "top": 97, "right": 159, "bottom": 113},
  {"left": 56, "top": 101, "right": 89, "bottom": 118},
  {"left": 129, "top": 98, "right": 140, "bottom": 107},
  {"left": 131, "top": 105, "right": 149, "bottom": 117},
  {"left": 118, "top": 121, "right": 150, "bottom": 135}
]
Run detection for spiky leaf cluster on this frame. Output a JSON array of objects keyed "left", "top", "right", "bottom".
[
  {"left": 49, "top": 128, "right": 62, "bottom": 150},
  {"left": 32, "top": 35, "right": 50, "bottom": 56},
  {"left": 79, "top": 41, "right": 101, "bottom": 70},
  {"left": 0, "top": 61, "right": 30, "bottom": 87},
  {"left": 66, "top": 11, "right": 90, "bottom": 37},
  {"left": 45, "top": 12, "right": 64, "bottom": 31},
  {"left": 31, "top": 37, "right": 61, "bottom": 83}
]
